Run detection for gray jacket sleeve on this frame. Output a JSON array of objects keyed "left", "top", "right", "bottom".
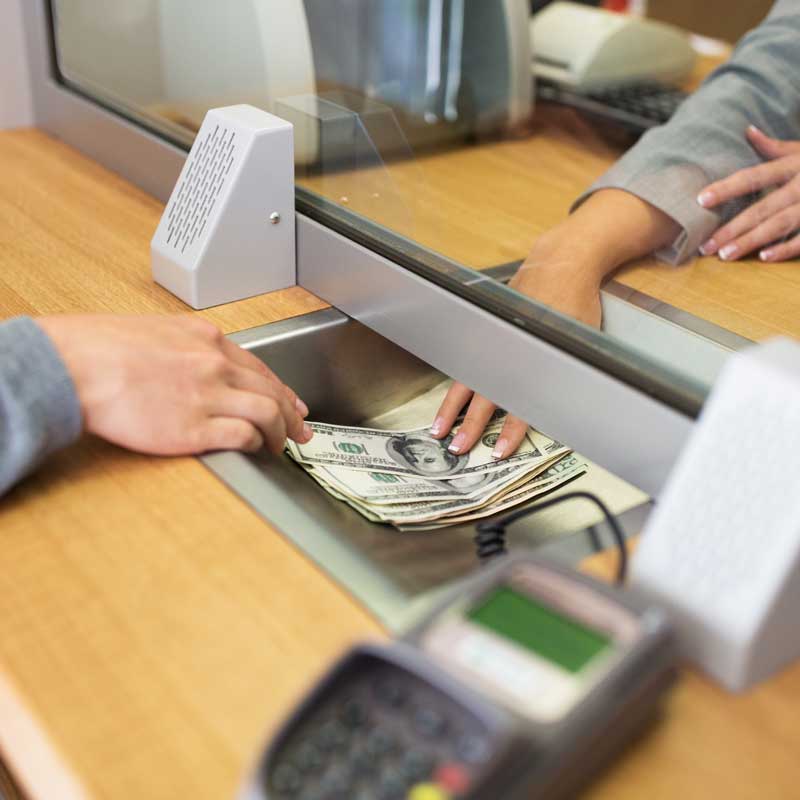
[
  {"left": 0, "top": 317, "right": 83, "bottom": 496},
  {"left": 575, "top": 0, "right": 800, "bottom": 264}
]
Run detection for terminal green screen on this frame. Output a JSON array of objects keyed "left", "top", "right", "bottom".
[{"left": 468, "top": 587, "right": 611, "bottom": 673}]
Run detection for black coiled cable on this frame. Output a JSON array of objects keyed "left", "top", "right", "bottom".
[{"left": 475, "top": 490, "right": 628, "bottom": 585}]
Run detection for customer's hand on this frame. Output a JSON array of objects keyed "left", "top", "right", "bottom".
[
  {"left": 430, "top": 189, "right": 679, "bottom": 458},
  {"left": 431, "top": 232, "right": 604, "bottom": 460},
  {"left": 38, "top": 314, "right": 312, "bottom": 456},
  {"left": 698, "top": 125, "right": 800, "bottom": 262}
]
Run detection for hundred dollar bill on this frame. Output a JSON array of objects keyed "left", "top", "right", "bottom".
[
  {"left": 395, "top": 459, "right": 587, "bottom": 530},
  {"left": 286, "top": 416, "right": 566, "bottom": 481},
  {"left": 311, "top": 463, "right": 544, "bottom": 522},
  {"left": 308, "top": 473, "right": 385, "bottom": 523},
  {"left": 320, "top": 455, "right": 583, "bottom": 526},
  {"left": 379, "top": 456, "right": 585, "bottom": 525},
  {"left": 296, "top": 466, "right": 386, "bottom": 522},
  {"left": 307, "top": 456, "right": 558, "bottom": 506},
  {"left": 481, "top": 453, "right": 584, "bottom": 505}
]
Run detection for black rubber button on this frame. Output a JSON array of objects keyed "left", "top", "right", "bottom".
[
  {"left": 271, "top": 762, "right": 302, "bottom": 794},
  {"left": 314, "top": 720, "right": 350, "bottom": 753},
  {"left": 413, "top": 707, "right": 447, "bottom": 738},
  {"left": 339, "top": 697, "right": 369, "bottom": 729},
  {"left": 456, "top": 733, "right": 492, "bottom": 765},
  {"left": 294, "top": 741, "right": 325, "bottom": 773},
  {"left": 400, "top": 749, "right": 436, "bottom": 781},
  {"left": 374, "top": 680, "right": 407, "bottom": 709},
  {"left": 364, "top": 729, "right": 397, "bottom": 759}
]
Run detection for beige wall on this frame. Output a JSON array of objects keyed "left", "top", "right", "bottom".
[
  {"left": 0, "top": 0, "right": 34, "bottom": 129},
  {"left": 648, "top": 0, "right": 774, "bottom": 44}
]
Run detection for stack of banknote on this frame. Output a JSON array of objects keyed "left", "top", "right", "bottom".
[{"left": 286, "top": 414, "right": 587, "bottom": 530}]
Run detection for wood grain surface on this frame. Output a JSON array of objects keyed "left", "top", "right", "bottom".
[
  {"left": 0, "top": 128, "right": 377, "bottom": 800},
  {"left": 2, "top": 123, "right": 800, "bottom": 800},
  {"left": 0, "top": 129, "right": 326, "bottom": 329}
]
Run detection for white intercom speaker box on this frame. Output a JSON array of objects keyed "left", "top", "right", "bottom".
[
  {"left": 151, "top": 105, "right": 295, "bottom": 309},
  {"left": 632, "top": 338, "right": 800, "bottom": 691}
]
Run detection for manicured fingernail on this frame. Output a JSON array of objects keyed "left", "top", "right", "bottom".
[
  {"left": 748, "top": 124, "right": 764, "bottom": 136},
  {"left": 448, "top": 433, "right": 467, "bottom": 454},
  {"left": 302, "top": 423, "right": 313, "bottom": 440},
  {"left": 491, "top": 438, "right": 509, "bottom": 460},
  {"left": 760, "top": 248, "right": 774, "bottom": 261},
  {"left": 697, "top": 191, "right": 715, "bottom": 208},
  {"left": 430, "top": 416, "right": 445, "bottom": 436},
  {"left": 296, "top": 398, "right": 309, "bottom": 417},
  {"left": 719, "top": 243, "right": 738, "bottom": 260},
  {"left": 699, "top": 238, "right": 717, "bottom": 256}
]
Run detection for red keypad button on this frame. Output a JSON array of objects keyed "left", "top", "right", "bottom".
[{"left": 434, "top": 762, "right": 472, "bottom": 796}]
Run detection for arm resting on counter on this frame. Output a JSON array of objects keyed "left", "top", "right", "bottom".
[
  {"left": 512, "top": 188, "right": 680, "bottom": 326},
  {"left": 430, "top": 0, "right": 800, "bottom": 458},
  {"left": 0, "top": 317, "right": 82, "bottom": 495},
  {"left": 430, "top": 188, "right": 680, "bottom": 459},
  {"left": 0, "top": 314, "right": 314, "bottom": 497},
  {"left": 576, "top": 0, "right": 800, "bottom": 265}
]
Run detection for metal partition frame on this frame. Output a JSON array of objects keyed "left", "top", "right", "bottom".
[
  {"left": 21, "top": 2, "right": 185, "bottom": 199},
  {"left": 22, "top": 0, "right": 694, "bottom": 496}
]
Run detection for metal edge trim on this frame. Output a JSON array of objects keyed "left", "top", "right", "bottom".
[
  {"left": 487, "top": 261, "right": 753, "bottom": 353},
  {"left": 297, "top": 214, "right": 694, "bottom": 498},
  {"left": 294, "top": 191, "right": 706, "bottom": 419},
  {"left": 199, "top": 450, "right": 411, "bottom": 626}
]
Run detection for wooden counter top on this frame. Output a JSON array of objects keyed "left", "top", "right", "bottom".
[
  {"left": 0, "top": 130, "right": 325, "bottom": 330},
  {"left": 0, "top": 128, "right": 378, "bottom": 800},
  {"left": 2, "top": 127, "right": 800, "bottom": 800}
]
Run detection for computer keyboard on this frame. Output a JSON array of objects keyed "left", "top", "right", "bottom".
[{"left": 537, "top": 81, "right": 687, "bottom": 135}]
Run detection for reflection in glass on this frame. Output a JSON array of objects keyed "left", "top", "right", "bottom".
[
  {"left": 51, "top": 0, "right": 747, "bottom": 405},
  {"left": 53, "top": 1, "right": 533, "bottom": 253},
  {"left": 277, "top": 91, "right": 421, "bottom": 239}
]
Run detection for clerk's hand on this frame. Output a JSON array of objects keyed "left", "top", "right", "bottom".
[
  {"left": 38, "top": 314, "right": 312, "bottom": 455},
  {"left": 698, "top": 125, "right": 800, "bottom": 262},
  {"left": 430, "top": 240, "right": 603, "bottom": 459},
  {"left": 430, "top": 189, "right": 677, "bottom": 458}
]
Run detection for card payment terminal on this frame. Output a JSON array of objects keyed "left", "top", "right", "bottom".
[{"left": 240, "top": 553, "right": 676, "bottom": 800}]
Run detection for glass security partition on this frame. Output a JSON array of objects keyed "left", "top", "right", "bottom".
[
  {"left": 54, "top": 0, "right": 800, "bottom": 463},
  {"left": 48, "top": 0, "right": 735, "bottom": 417},
  {"left": 32, "top": 0, "right": 748, "bottom": 616}
]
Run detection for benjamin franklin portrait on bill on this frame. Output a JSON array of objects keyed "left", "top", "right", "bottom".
[{"left": 385, "top": 432, "right": 468, "bottom": 478}]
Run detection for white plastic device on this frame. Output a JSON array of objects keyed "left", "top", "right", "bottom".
[
  {"left": 151, "top": 104, "right": 295, "bottom": 309},
  {"left": 632, "top": 338, "right": 800, "bottom": 691},
  {"left": 530, "top": 1, "right": 696, "bottom": 90}
]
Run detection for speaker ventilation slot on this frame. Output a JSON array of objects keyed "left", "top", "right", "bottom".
[{"left": 165, "top": 125, "right": 238, "bottom": 254}]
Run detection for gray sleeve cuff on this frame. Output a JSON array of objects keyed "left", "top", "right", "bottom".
[
  {"left": 568, "top": 0, "right": 800, "bottom": 266},
  {"left": 0, "top": 316, "right": 83, "bottom": 494},
  {"left": 573, "top": 164, "right": 724, "bottom": 265}
]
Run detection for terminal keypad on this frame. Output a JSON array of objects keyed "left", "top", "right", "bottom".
[{"left": 266, "top": 662, "right": 492, "bottom": 799}]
